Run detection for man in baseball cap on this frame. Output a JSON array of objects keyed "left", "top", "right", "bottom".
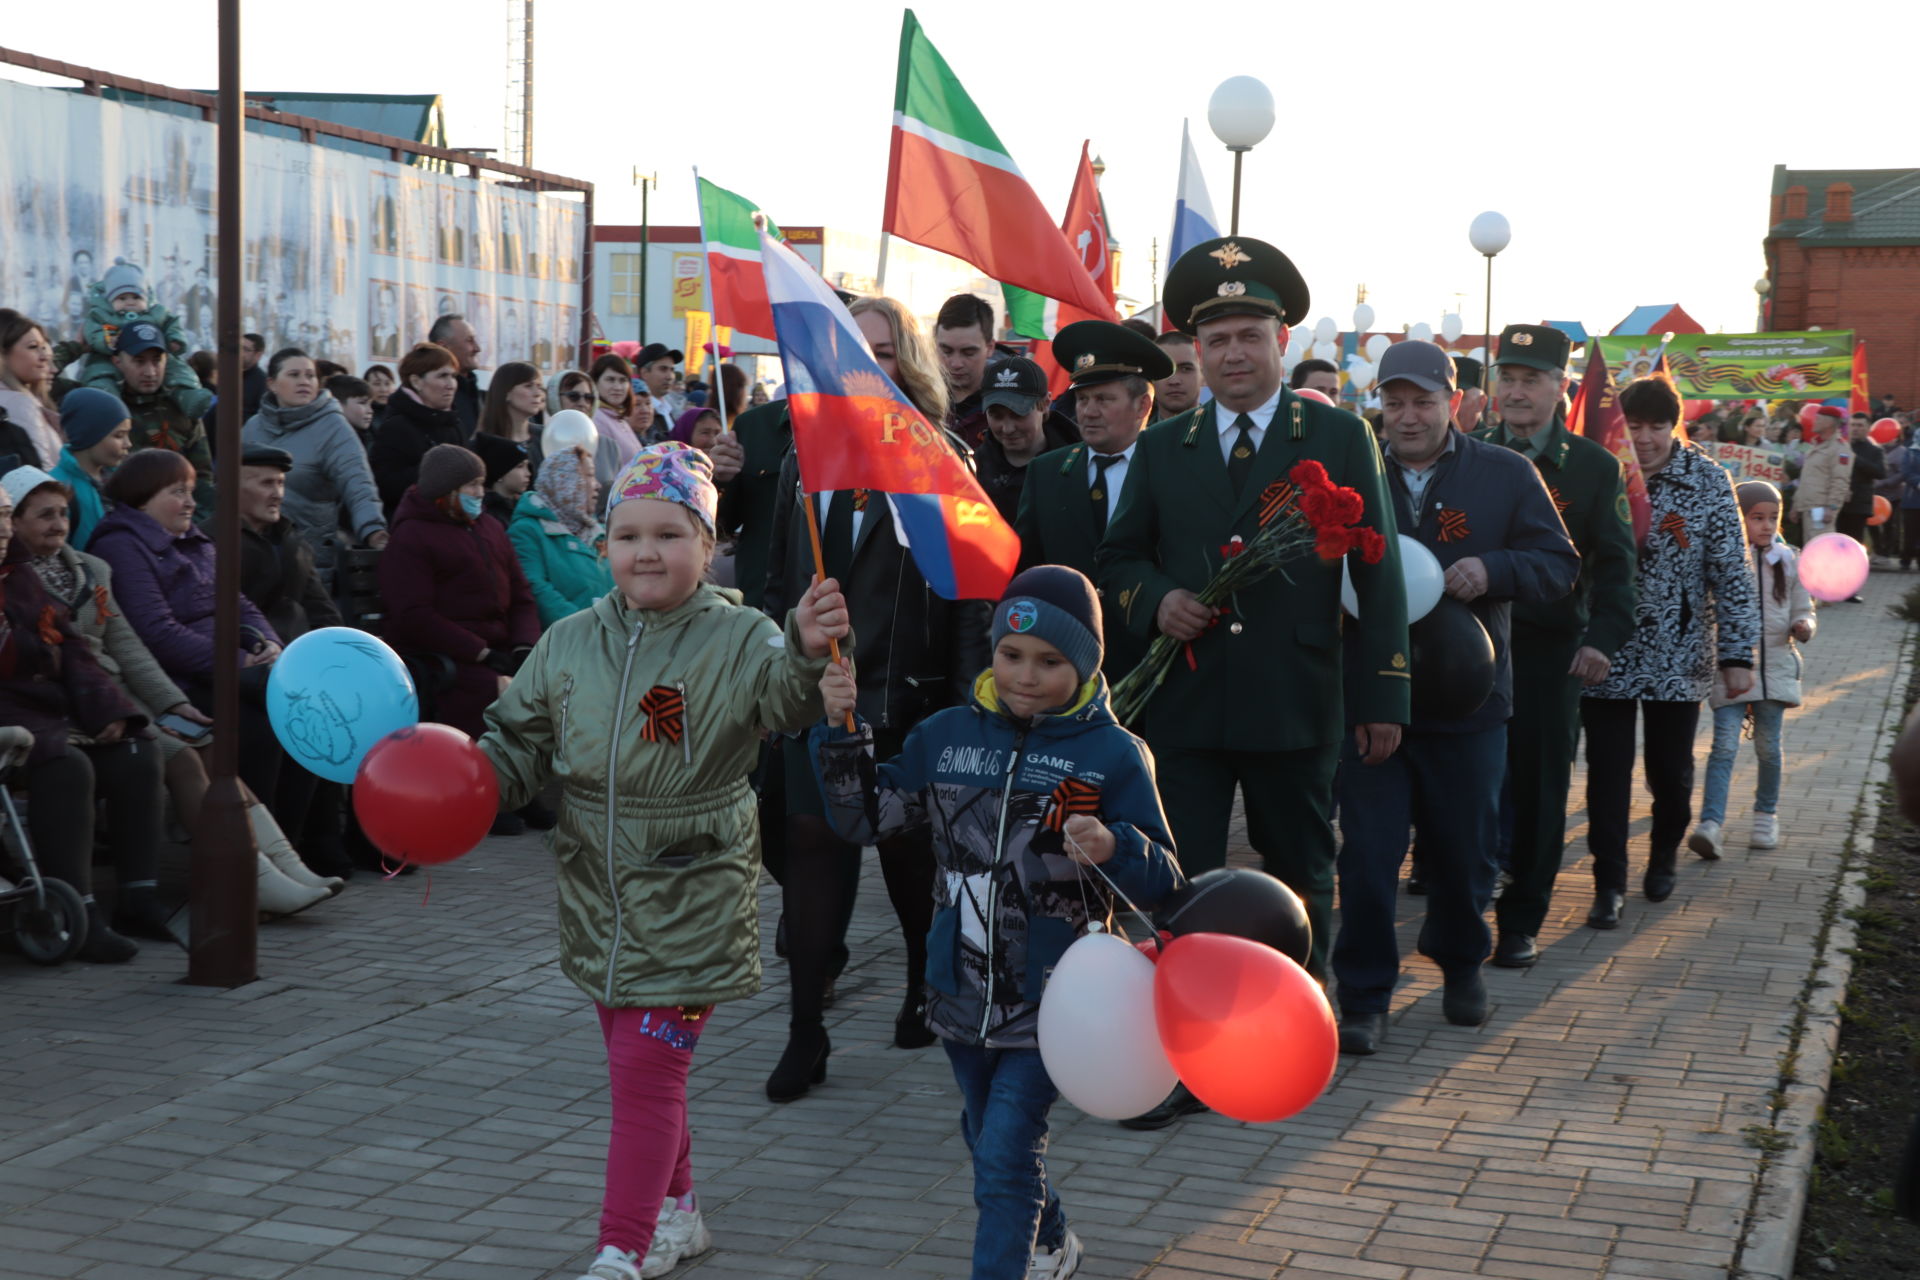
[
  {"left": 1332, "top": 340, "right": 1579, "bottom": 1056},
  {"left": 109, "top": 322, "right": 216, "bottom": 511},
  {"left": 635, "top": 342, "right": 685, "bottom": 417},
  {"left": 975, "top": 355, "right": 1076, "bottom": 524}
]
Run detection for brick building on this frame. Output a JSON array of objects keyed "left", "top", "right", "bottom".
[{"left": 1765, "top": 164, "right": 1920, "bottom": 407}]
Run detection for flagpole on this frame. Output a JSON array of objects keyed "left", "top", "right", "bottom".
[
  {"left": 876, "top": 232, "right": 892, "bottom": 294},
  {"left": 801, "top": 492, "right": 857, "bottom": 733},
  {"left": 691, "top": 166, "right": 730, "bottom": 434}
]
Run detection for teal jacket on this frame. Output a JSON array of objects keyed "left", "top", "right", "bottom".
[
  {"left": 508, "top": 491, "right": 614, "bottom": 628},
  {"left": 52, "top": 449, "right": 109, "bottom": 550}
]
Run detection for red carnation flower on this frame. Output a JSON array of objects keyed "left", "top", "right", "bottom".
[
  {"left": 1315, "top": 528, "right": 1354, "bottom": 561},
  {"left": 1288, "top": 459, "right": 1331, "bottom": 490},
  {"left": 1356, "top": 527, "right": 1387, "bottom": 564}
]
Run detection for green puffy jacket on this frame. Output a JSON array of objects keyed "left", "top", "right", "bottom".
[{"left": 478, "top": 583, "right": 830, "bottom": 1008}]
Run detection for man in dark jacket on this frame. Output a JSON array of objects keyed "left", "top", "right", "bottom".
[
  {"left": 975, "top": 355, "right": 1077, "bottom": 524},
  {"left": 111, "top": 324, "right": 216, "bottom": 512},
  {"left": 240, "top": 332, "right": 268, "bottom": 421},
  {"left": 427, "top": 315, "right": 484, "bottom": 438},
  {"left": 235, "top": 446, "right": 344, "bottom": 642},
  {"left": 1332, "top": 342, "right": 1578, "bottom": 1055},
  {"left": 1838, "top": 411, "right": 1888, "bottom": 544}
]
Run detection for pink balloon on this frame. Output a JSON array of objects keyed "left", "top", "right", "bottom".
[
  {"left": 1799, "top": 532, "right": 1870, "bottom": 603},
  {"left": 1295, "top": 388, "right": 1335, "bottom": 406}
]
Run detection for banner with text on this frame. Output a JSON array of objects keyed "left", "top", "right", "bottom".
[
  {"left": 1710, "top": 442, "right": 1790, "bottom": 485},
  {"left": 1596, "top": 332, "right": 1854, "bottom": 399},
  {"left": 0, "top": 78, "right": 586, "bottom": 373}
]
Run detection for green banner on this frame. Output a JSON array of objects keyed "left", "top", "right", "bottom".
[{"left": 1594, "top": 331, "right": 1854, "bottom": 399}]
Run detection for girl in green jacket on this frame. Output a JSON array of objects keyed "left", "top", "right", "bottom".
[{"left": 477, "top": 443, "right": 848, "bottom": 1280}]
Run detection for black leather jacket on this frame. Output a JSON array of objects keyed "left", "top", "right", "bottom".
[{"left": 762, "top": 442, "right": 990, "bottom": 731}]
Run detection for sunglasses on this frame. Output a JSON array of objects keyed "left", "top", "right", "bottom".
[{"left": 562, "top": 391, "right": 593, "bottom": 403}]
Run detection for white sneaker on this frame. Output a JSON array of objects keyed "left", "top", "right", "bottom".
[
  {"left": 1751, "top": 813, "right": 1780, "bottom": 849},
  {"left": 575, "top": 1245, "right": 641, "bottom": 1280},
  {"left": 642, "top": 1199, "right": 713, "bottom": 1278},
  {"left": 1687, "top": 820, "right": 1723, "bottom": 861},
  {"left": 1029, "top": 1228, "right": 1083, "bottom": 1279}
]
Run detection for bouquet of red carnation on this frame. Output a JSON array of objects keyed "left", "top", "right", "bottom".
[{"left": 1109, "top": 459, "right": 1385, "bottom": 725}]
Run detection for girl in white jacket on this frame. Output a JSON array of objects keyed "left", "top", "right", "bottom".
[{"left": 1692, "top": 481, "right": 1816, "bottom": 855}]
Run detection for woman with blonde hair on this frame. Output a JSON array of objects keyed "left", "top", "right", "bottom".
[{"left": 847, "top": 295, "right": 950, "bottom": 427}]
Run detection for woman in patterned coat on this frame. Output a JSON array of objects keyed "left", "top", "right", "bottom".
[{"left": 1579, "top": 376, "right": 1759, "bottom": 929}]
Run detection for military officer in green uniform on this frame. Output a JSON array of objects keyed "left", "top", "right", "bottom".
[
  {"left": 1099, "top": 236, "right": 1411, "bottom": 971},
  {"left": 715, "top": 397, "right": 792, "bottom": 612},
  {"left": 1014, "top": 319, "right": 1171, "bottom": 681},
  {"left": 1474, "top": 324, "right": 1638, "bottom": 963}
]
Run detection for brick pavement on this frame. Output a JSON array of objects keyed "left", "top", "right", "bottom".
[{"left": 0, "top": 571, "right": 1908, "bottom": 1279}]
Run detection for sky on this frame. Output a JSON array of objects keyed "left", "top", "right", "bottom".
[{"left": 8, "top": 0, "right": 1919, "bottom": 338}]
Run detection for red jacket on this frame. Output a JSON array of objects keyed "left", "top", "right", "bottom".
[{"left": 377, "top": 486, "right": 539, "bottom": 736}]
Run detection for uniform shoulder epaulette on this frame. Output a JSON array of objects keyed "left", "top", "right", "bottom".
[{"left": 1058, "top": 444, "right": 1086, "bottom": 475}]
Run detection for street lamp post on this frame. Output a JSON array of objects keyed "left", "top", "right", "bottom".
[
  {"left": 1754, "top": 276, "right": 1772, "bottom": 332},
  {"left": 1207, "top": 76, "right": 1275, "bottom": 236},
  {"left": 1468, "top": 211, "right": 1511, "bottom": 362}
]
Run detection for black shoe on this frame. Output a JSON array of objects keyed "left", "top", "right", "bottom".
[
  {"left": 774, "top": 912, "right": 789, "bottom": 959},
  {"left": 766, "top": 1024, "right": 829, "bottom": 1103},
  {"left": 1406, "top": 867, "right": 1430, "bottom": 896},
  {"left": 1491, "top": 932, "right": 1538, "bottom": 968},
  {"left": 1643, "top": 853, "right": 1677, "bottom": 903},
  {"left": 1118, "top": 1083, "right": 1209, "bottom": 1130},
  {"left": 1338, "top": 1012, "right": 1388, "bottom": 1056},
  {"left": 517, "top": 800, "right": 558, "bottom": 831},
  {"left": 300, "top": 836, "right": 355, "bottom": 881},
  {"left": 894, "top": 989, "right": 935, "bottom": 1049},
  {"left": 112, "top": 890, "right": 178, "bottom": 943},
  {"left": 77, "top": 903, "right": 138, "bottom": 964},
  {"left": 489, "top": 810, "right": 526, "bottom": 837},
  {"left": 1587, "top": 890, "right": 1624, "bottom": 930},
  {"left": 1442, "top": 969, "right": 1489, "bottom": 1026}
]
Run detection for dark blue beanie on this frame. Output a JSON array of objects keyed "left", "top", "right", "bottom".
[
  {"left": 991, "top": 565, "right": 1105, "bottom": 684},
  {"left": 60, "top": 387, "right": 132, "bottom": 452}
]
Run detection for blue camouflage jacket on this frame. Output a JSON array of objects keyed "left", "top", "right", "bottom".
[{"left": 812, "top": 672, "right": 1181, "bottom": 1049}]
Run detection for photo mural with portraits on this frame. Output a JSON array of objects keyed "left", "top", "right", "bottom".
[{"left": 0, "top": 78, "right": 586, "bottom": 375}]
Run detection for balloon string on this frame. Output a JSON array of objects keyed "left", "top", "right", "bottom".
[
  {"left": 379, "top": 856, "right": 433, "bottom": 907},
  {"left": 1063, "top": 832, "right": 1161, "bottom": 944}
]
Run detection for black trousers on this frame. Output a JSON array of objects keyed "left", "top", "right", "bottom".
[
  {"left": 20, "top": 741, "right": 164, "bottom": 900},
  {"left": 1497, "top": 628, "right": 1584, "bottom": 938},
  {"left": 1836, "top": 511, "right": 1870, "bottom": 545},
  {"left": 1902, "top": 509, "right": 1920, "bottom": 566},
  {"left": 1580, "top": 697, "right": 1699, "bottom": 893},
  {"left": 779, "top": 729, "right": 934, "bottom": 1031}
]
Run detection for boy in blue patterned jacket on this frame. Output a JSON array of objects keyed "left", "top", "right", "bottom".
[{"left": 813, "top": 565, "right": 1180, "bottom": 1280}]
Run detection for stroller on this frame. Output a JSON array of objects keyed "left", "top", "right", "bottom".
[{"left": 0, "top": 771, "right": 88, "bottom": 965}]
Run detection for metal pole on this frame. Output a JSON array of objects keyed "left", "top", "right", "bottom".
[
  {"left": 1483, "top": 253, "right": 1494, "bottom": 365},
  {"left": 638, "top": 174, "right": 650, "bottom": 344},
  {"left": 188, "top": 0, "right": 258, "bottom": 988},
  {"left": 521, "top": 0, "right": 534, "bottom": 169},
  {"left": 1229, "top": 149, "right": 1244, "bottom": 235},
  {"left": 876, "top": 231, "right": 892, "bottom": 294}
]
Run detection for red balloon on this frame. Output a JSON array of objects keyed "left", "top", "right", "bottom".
[
  {"left": 1152, "top": 933, "right": 1336, "bottom": 1123},
  {"left": 1870, "top": 495, "right": 1893, "bottom": 527},
  {"left": 352, "top": 724, "right": 500, "bottom": 865},
  {"left": 1684, "top": 399, "right": 1715, "bottom": 422},
  {"left": 1871, "top": 417, "right": 1900, "bottom": 445},
  {"left": 1295, "top": 388, "right": 1336, "bottom": 406}
]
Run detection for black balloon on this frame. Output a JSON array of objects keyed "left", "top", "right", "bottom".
[
  {"left": 1408, "top": 596, "right": 1495, "bottom": 722},
  {"left": 1153, "top": 868, "right": 1311, "bottom": 966}
]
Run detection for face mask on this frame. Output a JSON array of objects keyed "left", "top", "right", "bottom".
[{"left": 458, "top": 494, "right": 484, "bottom": 519}]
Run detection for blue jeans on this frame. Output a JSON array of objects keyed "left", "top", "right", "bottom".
[
  {"left": 1700, "top": 701, "right": 1785, "bottom": 826},
  {"left": 941, "top": 1041, "right": 1065, "bottom": 1278},
  {"left": 1333, "top": 725, "right": 1506, "bottom": 1015}
]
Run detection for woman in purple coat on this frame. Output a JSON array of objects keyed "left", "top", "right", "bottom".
[
  {"left": 376, "top": 444, "right": 540, "bottom": 832},
  {"left": 88, "top": 449, "right": 294, "bottom": 829}
]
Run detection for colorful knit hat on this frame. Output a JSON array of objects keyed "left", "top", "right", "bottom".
[{"left": 605, "top": 441, "right": 717, "bottom": 534}]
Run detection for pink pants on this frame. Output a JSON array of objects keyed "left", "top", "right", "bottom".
[{"left": 595, "top": 1004, "right": 710, "bottom": 1254}]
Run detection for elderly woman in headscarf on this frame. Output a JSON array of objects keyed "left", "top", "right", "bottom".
[{"left": 508, "top": 443, "right": 614, "bottom": 627}]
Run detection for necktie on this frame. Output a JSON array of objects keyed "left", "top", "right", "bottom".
[
  {"left": 823, "top": 489, "right": 856, "bottom": 584},
  {"left": 1227, "top": 414, "right": 1257, "bottom": 498},
  {"left": 1089, "top": 454, "right": 1120, "bottom": 536}
]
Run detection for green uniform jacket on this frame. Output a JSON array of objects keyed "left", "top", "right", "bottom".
[
  {"left": 123, "top": 385, "right": 217, "bottom": 513},
  {"left": 1473, "top": 419, "right": 1637, "bottom": 655},
  {"left": 478, "top": 584, "right": 830, "bottom": 1008},
  {"left": 714, "top": 400, "right": 792, "bottom": 612},
  {"left": 1013, "top": 442, "right": 1146, "bottom": 679},
  {"left": 1097, "top": 391, "right": 1411, "bottom": 751}
]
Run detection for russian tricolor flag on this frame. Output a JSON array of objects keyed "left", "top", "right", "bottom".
[
  {"left": 1168, "top": 119, "right": 1221, "bottom": 266},
  {"left": 758, "top": 228, "right": 1020, "bottom": 601}
]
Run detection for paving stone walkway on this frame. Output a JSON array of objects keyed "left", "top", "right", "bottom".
[{"left": 0, "top": 571, "right": 1908, "bottom": 1279}]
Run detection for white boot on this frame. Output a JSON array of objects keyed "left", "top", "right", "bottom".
[
  {"left": 258, "top": 853, "right": 329, "bottom": 918},
  {"left": 247, "top": 801, "right": 343, "bottom": 895}
]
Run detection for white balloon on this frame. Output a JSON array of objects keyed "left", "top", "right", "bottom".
[
  {"left": 1341, "top": 534, "right": 1446, "bottom": 623},
  {"left": 1286, "top": 328, "right": 1310, "bottom": 357},
  {"left": 1407, "top": 321, "right": 1434, "bottom": 343},
  {"left": 1313, "top": 316, "right": 1338, "bottom": 344},
  {"left": 1352, "top": 303, "right": 1375, "bottom": 333},
  {"left": 1037, "top": 931, "right": 1179, "bottom": 1120},
  {"left": 1347, "top": 361, "right": 1374, "bottom": 389},
  {"left": 1440, "top": 313, "right": 1465, "bottom": 343},
  {"left": 1312, "top": 340, "right": 1339, "bottom": 363},
  {"left": 543, "top": 409, "right": 599, "bottom": 456},
  {"left": 1365, "top": 333, "right": 1392, "bottom": 362},
  {"left": 1469, "top": 346, "right": 1487, "bottom": 363}
]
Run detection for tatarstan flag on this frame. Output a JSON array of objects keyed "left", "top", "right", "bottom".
[
  {"left": 1567, "top": 343, "right": 1651, "bottom": 545},
  {"left": 884, "top": 10, "right": 1115, "bottom": 320},
  {"left": 695, "top": 173, "right": 781, "bottom": 341},
  {"left": 1002, "top": 142, "right": 1119, "bottom": 395}
]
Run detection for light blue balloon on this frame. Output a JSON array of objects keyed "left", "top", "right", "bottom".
[{"left": 267, "top": 628, "right": 420, "bottom": 783}]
